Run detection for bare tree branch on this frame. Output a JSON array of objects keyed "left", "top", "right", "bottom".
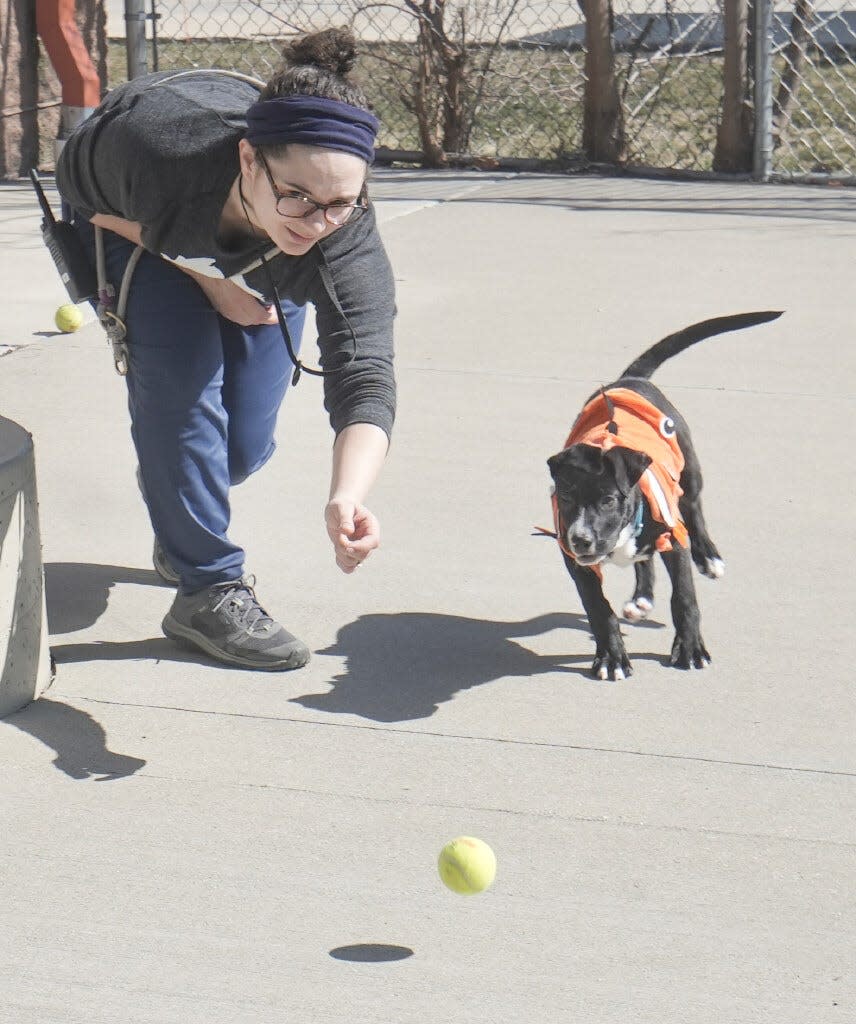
[
  {"left": 773, "top": 0, "right": 814, "bottom": 142},
  {"left": 241, "top": 0, "right": 307, "bottom": 35}
]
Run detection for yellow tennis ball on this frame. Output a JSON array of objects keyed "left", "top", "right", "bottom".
[
  {"left": 54, "top": 304, "right": 84, "bottom": 333},
  {"left": 438, "top": 836, "right": 496, "bottom": 895}
]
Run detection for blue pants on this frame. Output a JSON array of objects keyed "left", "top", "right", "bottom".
[{"left": 76, "top": 220, "right": 305, "bottom": 593}]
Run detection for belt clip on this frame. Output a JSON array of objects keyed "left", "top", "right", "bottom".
[
  {"left": 97, "top": 284, "right": 129, "bottom": 376},
  {"left": 108, "top": 322, "right": 130, "bottom": 377}
]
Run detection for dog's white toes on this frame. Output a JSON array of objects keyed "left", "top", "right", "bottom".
[
  {"left": 613, "top": 668, "right": 626, "bottom": 681},
  {"left": 597, "top": 664, "right": 609, "bottom": 681},
  {"left": 623, "top": 597, "right": 653, "bottom": 621},
  {"left": 705, "top": 558, "right": 725, "bottom": 579}
]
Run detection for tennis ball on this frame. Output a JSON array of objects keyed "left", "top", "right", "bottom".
[
  {"left": 54, "top": 304, "right": 84, "bottom": 333},
  {"left": 437, "top": 836, "right": 496, "bottom": 895}
]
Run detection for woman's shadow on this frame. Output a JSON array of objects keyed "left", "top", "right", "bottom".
[
  {"left": 4, "top": 698, "right": 146, "bottom": 780},
  {"left": 45, "top": 560, "right": 165, "bottom": 637},
  {"left": 45, "top": 560, "right": 203, "bottom": 667},
  {"left": 0, "top": 561, "right": 162, "bottom": 780},
  {"left": 291, "top": 610, "right": 599, "bottom": 723}
]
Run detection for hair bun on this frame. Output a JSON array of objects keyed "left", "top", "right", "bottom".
[{"left": 283, "top": 27, "right": 357, "bottom": 77}]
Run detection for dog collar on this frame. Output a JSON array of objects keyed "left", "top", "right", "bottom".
[{"left": 632, "top": 500, "right": 644, "bottom": 538}]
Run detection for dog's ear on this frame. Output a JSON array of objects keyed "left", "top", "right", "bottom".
[
  {"left": 547, "top": 444, "right": 604, "bottom": 480},
  {"left": 603, "top": 447, "right": 652, "bottom": 496}
]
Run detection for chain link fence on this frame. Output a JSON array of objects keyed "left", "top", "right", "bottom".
[
  {"left": 769, "top": 0, "right": 856, "bottom": 175},
  {"left": 89, "top": 0, "right": 856, "bottom": 180}
]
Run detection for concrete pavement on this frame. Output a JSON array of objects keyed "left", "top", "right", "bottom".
[{"left": 0, "top": 170, "right": 854, "bottom": 1023}]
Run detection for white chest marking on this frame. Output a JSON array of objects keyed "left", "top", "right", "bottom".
[{"left": 606, "top": 522, "right": 651, "bottom": 567}]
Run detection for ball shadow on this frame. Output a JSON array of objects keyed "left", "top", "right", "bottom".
[{"left": 329, "top": 944, "right": 414, "bottom": 963}]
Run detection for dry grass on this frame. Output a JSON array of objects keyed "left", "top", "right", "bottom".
[{"left": 104, "top": 37, "right": 856, "bottom": 175}]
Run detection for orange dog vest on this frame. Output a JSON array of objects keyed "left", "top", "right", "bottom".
[{"left": 551, "top": 388, "right": 689, "bottom": 561}]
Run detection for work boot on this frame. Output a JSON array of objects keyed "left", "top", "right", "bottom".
[{"left": 162, "top": 577, "right": 310, "bottom": 671}]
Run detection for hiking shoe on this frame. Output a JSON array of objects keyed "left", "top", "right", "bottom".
[
  {"left": 153, "top": 539, "right": 180, "bottom": 586},
  {"left": 162, "top": 577, "right": 310, "bottom": 671}
]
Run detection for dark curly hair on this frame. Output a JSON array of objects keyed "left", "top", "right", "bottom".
[
  {"left": 256, "top": 28, "right": 374, "bottom": 161},
  {"left": 261, "top": 27, "right": 368, "bottom": 109}
]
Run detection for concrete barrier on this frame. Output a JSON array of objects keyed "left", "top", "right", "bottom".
[{"left": 0, "top": 416, "right": 53, "bottom": 717}]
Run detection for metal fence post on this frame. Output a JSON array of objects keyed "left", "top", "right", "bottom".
[
  {"left": 753, "top": 0, "right": 774, "bottom": 180},
  {"left": 125, "top": 0, "right": 149, "bottom": 79}
]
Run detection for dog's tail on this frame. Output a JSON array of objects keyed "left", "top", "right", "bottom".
[{"left": 620, "top": 310, "right": 783, "bottom": 380}]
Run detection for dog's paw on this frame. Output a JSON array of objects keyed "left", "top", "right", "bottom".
[
  {"left": 592, "top": 650, "right": 633, "bottom": 681},
  {"left": 691, "top": 540, "right": 725, "bottom": 580},
  {"left": 669, "top": 634, "right": 711, "bottom": 670},
  {"left": 699, "top": 556, "right": 725, "bottom": 580},
  {"left": 623, "top": 596, "right": 653, "bottom": 622}
]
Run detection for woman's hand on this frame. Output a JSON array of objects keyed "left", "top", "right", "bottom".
[
  {"left": 325, "top": 496, "right": 380, "bottom": 573},
  {"left": 325, "top": 423, "right": 389, "bottom": 573},
  {"left": 194, "top": 276, "right": 279, "bottom": 326}
]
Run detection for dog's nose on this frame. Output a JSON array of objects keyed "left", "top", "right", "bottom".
[{"left": 569, "top": 531, "right": 595, "bottom": 554}]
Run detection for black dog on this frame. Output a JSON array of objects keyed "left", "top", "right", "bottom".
[{"left": 546, "top": 311, "right": 782, "bottom": 680}]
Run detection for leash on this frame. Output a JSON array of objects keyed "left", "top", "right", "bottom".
[
  {"left": 533, "top": 490, "right": 574, "bottom": 559},
  {"left": 94, "top": 225, "right": 142, "bottom": 375},
  {"left": 534, "top": 496, "right": 604, "bottom": 581}
]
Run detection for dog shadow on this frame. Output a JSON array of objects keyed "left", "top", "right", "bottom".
[
  {"left": 291, "top": 610, "right": 623, "bottom": 723},
  {"left": 2, "top": 698, "right": 146, "bottom": 780}
]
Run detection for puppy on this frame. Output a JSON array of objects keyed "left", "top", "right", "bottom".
[{"left": 546, "top": 311, "right": 782, "bottom": 680}]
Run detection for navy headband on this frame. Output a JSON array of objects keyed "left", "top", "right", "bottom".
[{"left": 245, "top": 95, "right": 379, "bottom": 164}]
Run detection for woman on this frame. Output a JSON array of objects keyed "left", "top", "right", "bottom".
[{"left": 55, "top": 28, "right": 396, "bottom": 671}]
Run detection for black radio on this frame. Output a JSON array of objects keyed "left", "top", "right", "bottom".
[{"left": 29, "top": 170, "right": 98, "bottom": 303}]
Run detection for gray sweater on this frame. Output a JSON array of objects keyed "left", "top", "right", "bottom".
[{"left": 56, "top": 70, "right": 396, "bottom": 439}]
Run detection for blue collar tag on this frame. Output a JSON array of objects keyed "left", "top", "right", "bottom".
[{"left": 632, "top": 501, "right": 644, "bottom": 538}]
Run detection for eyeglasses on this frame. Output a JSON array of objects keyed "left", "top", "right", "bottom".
[{"left": 257, "top": 151, "right": 368, "bottom": 226}]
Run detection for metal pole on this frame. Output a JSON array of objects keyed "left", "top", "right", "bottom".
[
  {"left": 151, "top": 0, "right": 160, "bottom": 72},
  {"left": 753, "top": 0, "right": 774, "bottom": 180},
  {"left": 125, "top": 0, "right": 148, "bottom": 80}
]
